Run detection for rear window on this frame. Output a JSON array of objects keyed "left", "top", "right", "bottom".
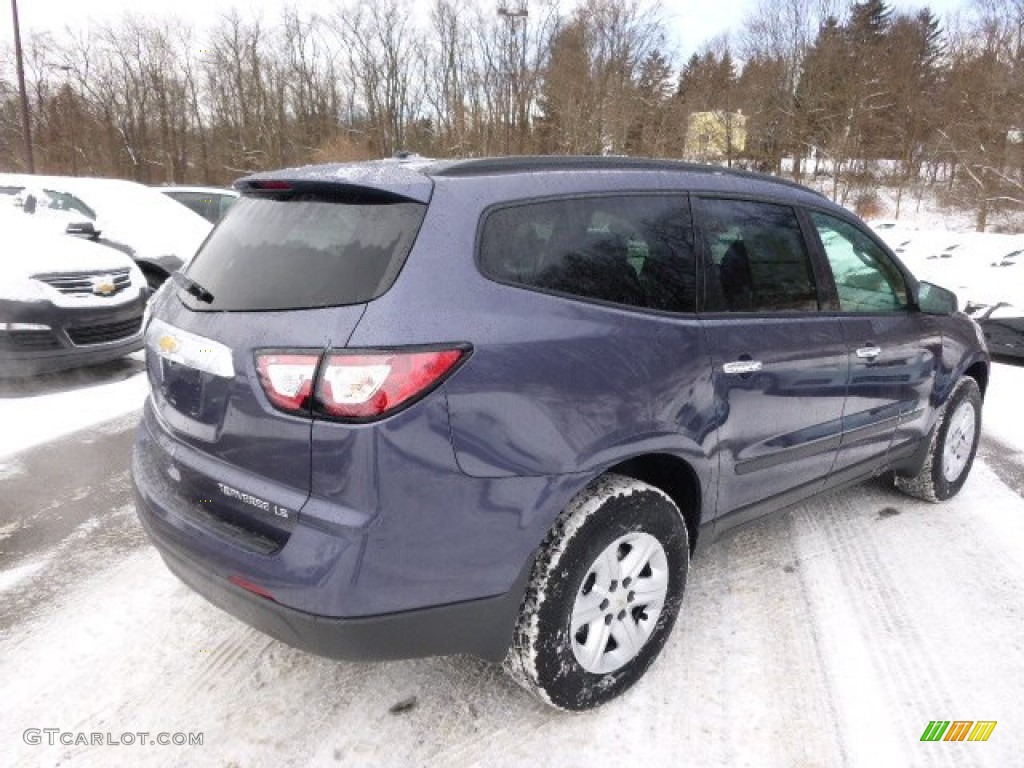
[{"left": 182, "top": 195, "right": 426, "bottom": 310}]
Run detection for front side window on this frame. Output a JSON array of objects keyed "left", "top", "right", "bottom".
[
  {"left": 697, "top": 198, "right": 818, "bottom": 312},
  {"left": 810, "top": 211, "right": 908, "bottom": 313},
  {"left": 479, "top": 195, "right": 695, "bottom": 312}
]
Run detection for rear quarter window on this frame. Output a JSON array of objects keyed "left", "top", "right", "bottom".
[
  {"left": 183, "top": 195, "right": 426, "bottom": 311},
  {"left": 479, "top": 195, "right": 696, "bottom": 312}
]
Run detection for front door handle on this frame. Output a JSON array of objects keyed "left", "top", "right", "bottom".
[
  {"left": 856, "top": 345, "right": 881, "bottom": 360},
  {"left": 723, "top": 360, "right": 763, "bottom": 375}
]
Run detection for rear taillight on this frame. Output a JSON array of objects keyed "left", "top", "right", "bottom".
[
  {"left": 318, "top": 349, "right": 465, "bottom": 420},
  {"left": 255, "top": 346, "right": 467, "bottom": 421},
  {"left": 255, "top": 353, "right": 319, "bottom": 413}
]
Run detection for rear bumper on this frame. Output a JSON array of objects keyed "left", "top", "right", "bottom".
[
  {"left": 138, "top": 482, "right": 532, "bottom": 662},
  {"left": 131, "top": 394, "right": 576, "bottom": 661}
]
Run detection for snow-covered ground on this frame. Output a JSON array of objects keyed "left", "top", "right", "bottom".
[
  {"left": 0, "top": 351, "right": 147, "bottom": 460},
  {"left": 854, "top": 183, "right": 1024, "bottom": 311},
  {"left": 870, "top": 225, "right": 1024, "bottom": 309}
]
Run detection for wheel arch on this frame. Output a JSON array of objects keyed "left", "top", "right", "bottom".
[
  {"left": 605, "top": 452, "right": 703, "bottom": 553},
  {"left": 964, "top": 359, "right": 989, "bottom": 400}
]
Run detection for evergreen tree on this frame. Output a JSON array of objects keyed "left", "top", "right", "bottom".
[
  {"left": 795, "top": 16, "right": 852, "bottom": 180},
  {"left": 844, "top": 0, "right": 894, "bottom": 164}
]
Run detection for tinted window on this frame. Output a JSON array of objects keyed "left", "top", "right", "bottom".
[
  {"left": 166, "top": 191, "right": 214, "bottom": 222},
  {"left": 183, "top": 195, "right": 426, "bottom": 311},
  {"left": 167, "top": 191, "right": 237, "bottom": 224},
  {"left": 698, "top": 199, "right": 818, "bottom": 312},
  {"left": 217, "top": 194, "right": 237, "bottom": 220},
  {"left": 480, "top": 196, "right": 695, "bottom": 312},
  {"left": 810, "top": 212, "right": 908, "bottom": 312}
]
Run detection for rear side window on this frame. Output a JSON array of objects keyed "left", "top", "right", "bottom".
[
  {"left": 697, "top": 198, "right": 818, "bottom": 312},
  {"left": 183, "top": 195, "right": 426, "bottom": 311},
  {"left": 217, "top": 194, "right": 237, "bottom": 220},
  {"left": 167, "top": 192, "right": 215, "bottom": 222},
  {"left": 479, "top": 196, "right": 695, "bottom": 312}
]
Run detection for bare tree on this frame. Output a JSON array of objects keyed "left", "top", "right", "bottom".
[{"left": 332, "top": 0, "right": 424, "bottom": 156}]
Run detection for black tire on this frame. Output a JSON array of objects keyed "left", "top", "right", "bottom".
[
  {"left": 505, "top": 473, "right": 689, "bottom": 711},
  {"left": 895, "top": 377, "right": 982, "bottom": 502}
]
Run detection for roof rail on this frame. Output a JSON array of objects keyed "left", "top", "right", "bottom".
[{"left": 428, "top": 155, "right": 826, "bottom": 198}]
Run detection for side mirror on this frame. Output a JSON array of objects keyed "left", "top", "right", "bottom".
[
  {"left": 917, "top": 281, "right": 958, "bottom": 315},
  {"left": 66, "top": 220, "right": 100, "bottom": 239}
]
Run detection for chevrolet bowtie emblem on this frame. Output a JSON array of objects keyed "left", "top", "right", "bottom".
[{"left": 91, "top": 275, "right": 116, "bottom": 296}]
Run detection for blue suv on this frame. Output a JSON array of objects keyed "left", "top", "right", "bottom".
[{"left": 133, "top": 156, "right": 989, "bottom": 710}]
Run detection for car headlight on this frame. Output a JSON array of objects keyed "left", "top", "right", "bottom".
[{"left": 0, "top": 278, "right": 49, "bottom": 302}]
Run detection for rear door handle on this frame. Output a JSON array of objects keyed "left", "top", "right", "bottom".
[
  {"left": 856, "top": 346, "right": 881, "bottom": 360},
  {"left": 723, "top": 360, "right": 763, "bottom": 375}
]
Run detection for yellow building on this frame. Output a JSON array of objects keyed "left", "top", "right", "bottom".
[{"left": 684, "top": 111, "right": 747, "bottom": 162}]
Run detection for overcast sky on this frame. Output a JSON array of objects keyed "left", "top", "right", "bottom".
[{"left": 2, "top": 0, "right": 972, "bottom": 61}]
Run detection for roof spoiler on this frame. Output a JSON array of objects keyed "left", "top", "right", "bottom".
[{"left": 236, "top": 158, "right": 435, "bottom": 204}]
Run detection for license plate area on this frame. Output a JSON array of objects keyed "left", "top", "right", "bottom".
[{"left": 162, "top": 359, "right": 205, "bottom": 418}]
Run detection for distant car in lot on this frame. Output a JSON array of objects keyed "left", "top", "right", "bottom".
[
  {"left": 133, "top": 156, "right": 989, "bottom": 711},
  {"left": 0, "top": 208, "right": 147, "bottom": 377},
  {"left": 0, "top": 174, "right": 212, "bottom": 289},
  {"left": 967, "top": 302, "right": 1024, "bottom": 359},
  {"left": 158, "top": 186, "right": 238, "bottom": 224}
]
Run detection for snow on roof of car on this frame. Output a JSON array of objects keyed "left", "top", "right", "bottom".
[
  {"left": 0, "top": 173, "right": 213, "bottom": 262},
  {"left": 157, "top": 185, "right": 239, "bottom": 196}
]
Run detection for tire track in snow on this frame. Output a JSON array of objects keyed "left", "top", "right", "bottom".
[
  {"left": 978, "top": 434, "right": 1024, "bottom": 499},
  {"left": 0, "top": 415, "right": 143, "bottom": 633},
  {"left": 684, "top": 514, "right": 846, "bottom": 768},
  {"left": 789, "top": 466, "right": 1024, "bottom": 768}
]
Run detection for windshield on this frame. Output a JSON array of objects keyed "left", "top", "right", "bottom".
[{"left": 42, "top": 189, "right": 97, "bottom": 219}]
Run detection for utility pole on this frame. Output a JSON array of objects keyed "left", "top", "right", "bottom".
[
  {"left": 11, "top": 0, "right": 35, "bottom": 172},
  {"left": 497, "top": 2, "right": 528, "bottom": 155}
]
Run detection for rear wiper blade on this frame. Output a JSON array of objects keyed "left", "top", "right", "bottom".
[{"left": 172, "top": 272, "right": 215, "bottom": 304}]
